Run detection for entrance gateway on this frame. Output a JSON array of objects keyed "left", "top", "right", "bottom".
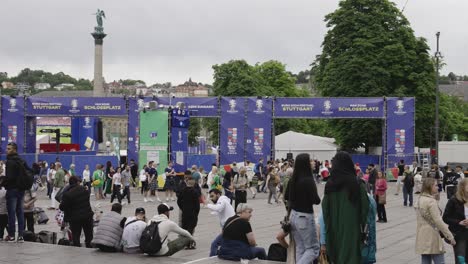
[{"left": 0, "top": 96, "right": 414, "bottom": 170}]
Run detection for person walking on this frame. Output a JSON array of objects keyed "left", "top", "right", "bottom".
[
  {"left": 164, "top": 161, "right": 177, "bottom": 201},
  {"left": 233, "top": 167, "right": 248, "bottom": 211},
  {"left": 4, "top": 143, "right": 30, "bottom": 242},
  {"left": 415, "top": 178, "right": 456, "bottom": 264},
  {"left": 92, "top": 164, "right": 104, "bottom": 200},
  {"left": 266, "top": 167, "right": 279, "bottom": 204},
  {"left": 443, "top": 178, "right": 468, "bottom": 264},
  {"left": 375, "top": 171, "right": 388, "bottom": 223},
  {"left": 104, "top": 164, "right": 114, "bottom": 198},
  {"left": 110, "top": 167, "right": 122, "bottom": 204},
  {"left": 395, "top": 160, "right": 405, "bottom": 195},
  {"left": 129, "top": 159, "right": 138, "bottom": 187},
  {"left": 148, "top": 161, "right": 161, "bottom": 201},
  {"left": 50, "top": 162, "right": 65, "bottom": 210},
  {"left": 59, "top": 176, "right": 94, "bottom": 248},
  {"left": 47, "top": 162, "right": 56, "bottom": 199},
  {"left": 82, "top": 165, "right": 91, "bottom": 194},
  {"left": 367, "top": 164, "right": 377, "bottom": 195},
  {"left": 402, "top": 165, "right": 415, "bottom": 207},
  {"left": 322, "top": 151, "right": 369, "bottom": 264},
  {"left": 140, "top": 164, "right": 150, "bottom": 202},
  {"left": 121, "top": 165, "right": 132, "bottom": 204},
  {"left": 284, "top": 153, "right": 321, "bottom": 264}
]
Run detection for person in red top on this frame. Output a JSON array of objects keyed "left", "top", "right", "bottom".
[{"left": 375, "top": 171, "right": 388, "bottom": 223}]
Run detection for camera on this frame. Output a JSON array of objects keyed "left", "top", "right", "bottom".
[{"left": 280, "top": 216, "right": 291, "bottom": 233}]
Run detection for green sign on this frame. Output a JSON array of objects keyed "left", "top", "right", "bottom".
[{"left": 139, "top": 110, "right": 169, "bottom": 173}]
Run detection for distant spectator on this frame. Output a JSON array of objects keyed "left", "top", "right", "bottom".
[{"left": 23, "top": 187, "right": 37, "bottom": 233}]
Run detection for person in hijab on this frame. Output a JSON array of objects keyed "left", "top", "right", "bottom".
[
  {"left": 284, "top": 153, "right": 321, "bottom": 264},
  {"left": 321, "top": 151, "right": 369, "bottom": 264}
]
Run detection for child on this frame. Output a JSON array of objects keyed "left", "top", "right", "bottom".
[
  {"left": 0, "top": 185, "right": 7, "bottom": 241},
  {"left": 24, "top": 188, "right": 37, "bottom": 233}
]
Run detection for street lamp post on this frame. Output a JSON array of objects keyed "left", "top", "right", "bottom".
[{"left": 434, "top": 32, "right": 441, "bottom": 165}]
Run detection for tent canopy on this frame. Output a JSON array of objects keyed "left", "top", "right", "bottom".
[{"left": 275, "top": 131, "right": 338, "bottom": 161}]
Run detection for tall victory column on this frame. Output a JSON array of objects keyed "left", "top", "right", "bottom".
[{"left": 92, "top": 9, "right": 106, "bottom": 97}]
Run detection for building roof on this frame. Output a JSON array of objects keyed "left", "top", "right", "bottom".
[{"left": 440, "top": 83, "right": 468, "bottom": 102}]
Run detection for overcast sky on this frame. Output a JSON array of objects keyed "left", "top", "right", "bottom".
[{"left": 1, "top": 0, "right": 467, "bottom": 85}]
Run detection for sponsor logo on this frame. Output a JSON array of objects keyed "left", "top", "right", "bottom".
[
  {"left": 321, "top": 100, "right": 333, "bottom": 115},
  {"left": 253, "top": 99, "right": 265, "bottom": 114},
  {"left": 8, "top": 98, "right": 18, "bottom": 112},
  {"left": 394, "top": 99, "right": 406, "bottom": 115},
  {"left": 227, "top": 99, "right": 238, "bottom": 113},
  {"left": 70, "top": 99, "right": 80, "bottom": 113},
  {"left": 177, "top": 131, "right": 183, "bottom": 143},
  {"left": 83, "top": 117, "right": 92, "bottom": 129}
]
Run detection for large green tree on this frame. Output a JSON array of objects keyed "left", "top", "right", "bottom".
[
  {"left": 314, "top": 0, "right": 436, "bottom": 149},
  {"left": 210, "top": 60, "right": 329, "bottom": 144}
]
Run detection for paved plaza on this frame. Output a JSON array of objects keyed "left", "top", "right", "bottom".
[{"left": 0, "top": 183, "right": 456, "bottom": 264}]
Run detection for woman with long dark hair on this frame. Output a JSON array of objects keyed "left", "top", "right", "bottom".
[
  {"left": 284, "top": 153, "right": 321, "bottom": 264},
  {"left": 322, "top": 151, "right": 369, "bottom": 264}
]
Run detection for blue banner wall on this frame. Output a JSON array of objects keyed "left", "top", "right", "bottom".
[
  {"left": 274, "top": 97, "right": 384, "bottom": 118},
  {"left": 26, "top": 97, "right": 127, "bottom": 116},
  {"left": 171, "top": 127, "right": 189, "bottom": 172},
  {"left": 25, "top": 117, "right": 37, "bottom": 153},
  {"left": 157, "top": 97, "right": 219, "bottom": 117},
  {"left": 1, "top": 96, "right": 25, "bottom": 153},
  {"left": 386, "top": 98, "right": 415, "bottom": 168},
  {"left": 73, "top": 117, "right": 98, "bottom": 151},
  {"left": 220, "top": 97, "right": 246, "bottom": 165},
  {"left": 245, "top": 97, "right": 272, "bottom": 163},
  {"left": 127, "top": 98, "right": 139, "bottom": 164}
]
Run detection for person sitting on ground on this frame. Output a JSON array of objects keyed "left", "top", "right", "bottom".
[
  {"left": 121, "top": 207, "right": 147, "bottom": 254},
  {"left": 148, "top": 203, "right": 195, "bottom": 256},
  {"left": 92, "top": 203, "right": 126, "bottom": 252},
  {"left": 206, "top": 188, "right": 236, "bottom": 256},
  {"left": 59, "top": 176, "right": 94, "bottom": 248},
  {"left": 218, "top": 203, "right": 267, "bottom": 261}
]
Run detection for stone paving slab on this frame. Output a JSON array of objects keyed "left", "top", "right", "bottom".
[{"left": 0, "top": 183, "right": 456, "bottom": 263}]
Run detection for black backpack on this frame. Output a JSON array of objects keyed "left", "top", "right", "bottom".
[
  {"left": 139, "top": 221, "right": 167, "bottom": 255},
  {"left": 16, "top": 159, "right": 34, "bottom": 191},
  {"left": 267, "top": 243, "right": 287, "bottom": 261}
]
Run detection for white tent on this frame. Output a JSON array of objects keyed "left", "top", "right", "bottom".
[{"left": 275, "top": 131, "right": 338, "bottom": 161}]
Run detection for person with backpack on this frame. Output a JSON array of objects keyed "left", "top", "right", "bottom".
[
  {"left": 4, "top": 142, "right": 34, "bottom": 242},
  {"left": 143, "top": 203, "right": 194, "bottom": 256},
  {"left": 255, "top": 158, "right": 265, "bottom": 193},
  {"left": 266, "top": 167, "right": 279, "bottom": 205},
  {"left": 93, "top": 203, "right": 126, "bottom": 252},
  {"left": 402, "top": 165, "right": 415, "bottom": 207},
  {"left": 59, "top": 176, "right": 94, "bottom": 248},
  {"left": 121, "top": 207, "right": 147, "bottom": 254}
]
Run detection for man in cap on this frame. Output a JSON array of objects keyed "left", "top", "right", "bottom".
[
  {"left": 148, "top": 203, "right": 195, "bottom": 256},
  {"left": 121, "top": 207, "right": 147, "bottom": 253}
]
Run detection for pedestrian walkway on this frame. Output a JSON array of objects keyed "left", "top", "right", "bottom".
[{"left": 0, "top": 183, "right": 455, "bottom": 263}]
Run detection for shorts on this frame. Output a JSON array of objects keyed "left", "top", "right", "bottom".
[
  {"left": 164, "top": 176, "right": 176, "bottom": 190},
  {"left": 141, "top": 181, "right": 149, "bottom": 192}
]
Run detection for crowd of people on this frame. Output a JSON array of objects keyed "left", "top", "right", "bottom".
[{"left": 0, "top": 141, "right": 467, "bottom": 263}]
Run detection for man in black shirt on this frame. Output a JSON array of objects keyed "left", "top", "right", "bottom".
[
  {"left": 367, "top": 163, "right": 377, "bottom": 196},
  {"left": 219, "top": 203, "right": 266, "bottom": 260},
  {"left": 395, "top": 160, "right": 405, "bottom": 195}
]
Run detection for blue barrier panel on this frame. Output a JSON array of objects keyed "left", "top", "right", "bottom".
[
  {"left": 38, "top": 154, "right": 73, "bottom": 171},
  {"left": 351, "top": 154, "right": 381, "bottom": 172},
  {"left": 74, "top": 155, "right": 118, "bottom": 178},
  {"left": 187, "top": 154, "right": 216, "bottom": 172},
  {"left": 0, "top": 154, "right": 36, "bottom": 167}
]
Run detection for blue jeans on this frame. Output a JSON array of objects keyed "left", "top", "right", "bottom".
[
  {"left": 210, "top": 234, "right": 223, "bottom": 256},
  {"left": 403, "top": 186, "right": 413, "bottom": 206},
  {"left": 291, "top": 210, "right": 320, "bottom": 264},
  {"left": 6, "top": 189, "right": 25, "bottom": 238},
  {"left": 250, "top": 246, "right": 267, "bottom": 260},
  {"left": 421, "top": 254, "right": 445, "bottom": 264}
]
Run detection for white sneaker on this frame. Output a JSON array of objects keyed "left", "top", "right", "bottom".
[
  {"left": 144, "top": 198, "right": 148, "bottom": 203},
  {"left": 157, "top": 198, "right": 162, "bottom": 202},
  {"left": 121, "top": 202, "right": 127, "bottom": 205},
  {"left": 166, "top": 198, "right": 169, "bottom": 202}
]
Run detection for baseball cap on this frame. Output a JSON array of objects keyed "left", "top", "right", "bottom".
[
  {"left": 135, "top": 207, "right": 145, "bottom": 215},
  {"left": 157, "top": 203, "right": 174, "bottom": 214}
]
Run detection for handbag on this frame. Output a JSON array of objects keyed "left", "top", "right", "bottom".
[
  {"left": 318, "top": 252, "right": 329, "bottom": 264},
  {"left": 54, "top": 187, "right": 64, "bottom": 203},
  {"left": 92, "top": 179, "right": 101, "bottom": 187},
  {"left": 378, "top": 193, "right": 386, "bottom": 205}
]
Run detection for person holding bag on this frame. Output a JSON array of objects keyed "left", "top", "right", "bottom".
[
  {"left": 375, "top": 171, "right": 388, "bottom": 223},
  {"left": 415, "top": 178, "right": 456, "bottom": 264},
  {"left": 442, "top": 178, "right": 468, "bottom": 264}
]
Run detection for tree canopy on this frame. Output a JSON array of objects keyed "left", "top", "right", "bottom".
[{"left": 313, "top": 0, "right": 437, "bottom": 149}]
